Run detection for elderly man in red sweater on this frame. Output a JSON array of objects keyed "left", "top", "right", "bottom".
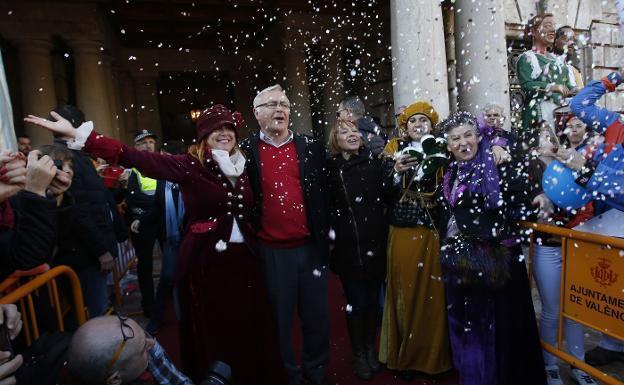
[{"left": 240, "top": 85, "right": 331, "bottom": 385}]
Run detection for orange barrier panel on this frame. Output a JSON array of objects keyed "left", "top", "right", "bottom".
[
  {"left": 0, "top": 264, "right": 50, "bottom": 294},
  {"left": 521, "top": 221, "right": 624, "bottom": 385},
  {"left": 0, "top": 265, "right": 87, "bottom": 345}
]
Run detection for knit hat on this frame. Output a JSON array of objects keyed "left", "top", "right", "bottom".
[
  {"left": 133, "top": 129, "right": 158, "bottom": 144},
  {"left": 196, "top": 104, "right": 242, "bottom": 141},
  {"left": 399, "top": 101, "right": 439, "bottom": 129}
]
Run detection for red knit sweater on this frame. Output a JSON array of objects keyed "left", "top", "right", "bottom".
[{"left": 258, "top": 141, "right": 310, "bottom": 247}]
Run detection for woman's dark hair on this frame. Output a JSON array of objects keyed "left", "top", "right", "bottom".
[
  {"left": 50, "top": 105, "right": 86, "bottom": 129},
  {"left": 37, "top": 143, "right": 74, "bottom": 164},
  {"left": 437, "top": 111, "right": 478, "bottom": 136},
  {"left": 525, "top": 13, "right": 554, "bottom": 44}
]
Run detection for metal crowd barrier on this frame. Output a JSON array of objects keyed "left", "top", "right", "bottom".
[
  {"left": 0, "top": 265, "right": 87, "bottom": 346},
  {"left": 522, "top": 221, "right": 624, "bottom": 385}
]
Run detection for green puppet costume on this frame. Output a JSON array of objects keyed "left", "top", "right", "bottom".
[{"left": 517, "top": 50, "right": 574, "bottom": 133}]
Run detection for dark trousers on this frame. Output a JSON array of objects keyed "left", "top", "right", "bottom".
[
  {"left": 77, "top": 265, "right": 109, "bottom": 318},
  {"left": 340, "top": 277, "right": 383, "bottom": 316},
  {"left": 259, "top": 243, "right": 330, "bottom": 385},
  {"left": 147, "top": 238, "right": 180, "bottom": 332},
  {"left": 131, "top": 231, "right": 156, "bottom": 316}
]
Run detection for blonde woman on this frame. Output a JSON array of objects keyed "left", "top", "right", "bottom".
[
  {"left": 326, "top": 119, "right": 388, "bottom": 380},
  {"left": 25, "top": 105, "right": 287, "bottom": 385}
]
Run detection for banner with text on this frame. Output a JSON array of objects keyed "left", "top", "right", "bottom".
[{"left": 564, "top": 239, "right": 624, "bottom": 339}]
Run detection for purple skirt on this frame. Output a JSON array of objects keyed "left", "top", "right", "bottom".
[{"left": 444, "top": 246, "right": 547, "bottom": 385}]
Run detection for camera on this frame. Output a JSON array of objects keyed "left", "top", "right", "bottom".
[{"left": 200, "top": 361, "right": 232, "bottom": 385}]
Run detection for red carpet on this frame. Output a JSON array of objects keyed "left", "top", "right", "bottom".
[{"left": 156, "top": 273, "right": 458, "bottom": 385}]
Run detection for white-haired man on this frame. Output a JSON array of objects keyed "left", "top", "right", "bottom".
[
  {"left": 240, "top": 85, "right": 331, "bottom": 385},
  {"left": 483, "top": 103, "right": 505, "bottom": 130}
]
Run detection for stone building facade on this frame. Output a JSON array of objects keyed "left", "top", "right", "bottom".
[{"left": 0, "top": 0, "right": 620, "bottom": 146}]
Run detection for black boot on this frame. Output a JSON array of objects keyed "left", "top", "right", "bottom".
[
  {"left": 346, "top": 314, "right": 373, "bottom": 380},
  {"left": 364, "top": 308, "right": 381, "bottom": 372}
]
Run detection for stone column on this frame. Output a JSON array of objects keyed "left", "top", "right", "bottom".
[
  {"left": 320, "top": 44, "right": 344, "bottom": 139},
  {"left": 119, "top": 72, "right": 138, "bottom": 144},
  {"left": 15, "top": 36, "right": 56, "bottom": 146},
  {"left": 102, "top": 54, "right": 122, "bottom": 140},
  {"left": 454, "top": 0, "right": 511, "bottom": 129},
  {"left": 134, "top": 72, "right": 162, "bottom": 140},
  {"left": 51, "top": 53, "right": 70, "bottom": 105},
  {"left": 443, "top": 7, "right": 458, "bottom": 113},
  {"left": 69, "top": 38, "right": 115, "bottom": 138},
  {"left": 232, "top": 70, "right": 255, "bottom": 140},
  {"left": 390, "top": 0, "right": 449, "bottom": 117},
  {"left": 283, "top": 40, "right": 314, "bottom": 136}
]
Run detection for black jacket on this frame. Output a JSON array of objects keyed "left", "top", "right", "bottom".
[
  {"left": 141, "top": 180, "right": 185, "bottom": 245},
  {"left": 356, "top": 117, "right": 386, "bottom": 157},
  {"left": 53, "top": 193, "right": 94, "bottom": 270},
  {"left": 382, "top": 139, "right": 445, "bottom": 228},
  {"left": 0, "top": 192, "right": 57, "bottom": 280},
  {"left": 437, "top": 161, "right": 530, "bottom": 240},
  {"left": 240, "top": 132, "right": 330, "bottom": 264},
  {"left": 125, "top": 169, "right": 157, "bottom": 224},
  {"left": 59, "top": 141, "right": 118, "bottom": 261},
  {"left": 327, "top": 150, "right": 388, "bottom": 279}
]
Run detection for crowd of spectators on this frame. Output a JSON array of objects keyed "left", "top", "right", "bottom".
[{"left": 0, "top": 14, "right": 622, "bottom": 385}]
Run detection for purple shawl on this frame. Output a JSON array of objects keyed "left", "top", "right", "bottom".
[
  {"left": 477, "top": 114, "right": 508, "bottom": 148},
  {"left": 443, "top": 137, "right": 502, "bottom": 209}
]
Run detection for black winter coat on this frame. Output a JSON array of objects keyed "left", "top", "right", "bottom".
[
  {"left": 53, "top": 193, "right": 103, "bottom": 270},
  {"left": 0, "top": 192, "right": 57, "bottom": 280},
  {"left": 240, "top": 132, "right": 330, "bottom": 265},
  {"left": 59, "top": 141, "right": 118, "bottom": 261},
  {"left": 327, "top": 150, "right": 388, "bottom": 279},
  {"left": 356, "top": 117, "right": 386, "bottom": 157}
]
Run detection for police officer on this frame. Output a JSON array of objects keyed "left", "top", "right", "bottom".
[{"left": 126, "top": 129, "right": 159, "bottom": 317}]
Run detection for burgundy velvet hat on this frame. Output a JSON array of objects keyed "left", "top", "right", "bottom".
[{"left": 196, "top": 104, "right": 243, "bottom": 141}]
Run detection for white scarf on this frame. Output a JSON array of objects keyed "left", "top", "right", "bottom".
[{"left": 211, "top": 149, "right": 246, "bottom": 186}]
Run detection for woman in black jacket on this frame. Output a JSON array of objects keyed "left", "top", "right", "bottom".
[{"left": 326, "top": 119, "right": 388, "bottom": 381}]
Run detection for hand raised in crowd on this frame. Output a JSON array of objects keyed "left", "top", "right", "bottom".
[
  {"left": 0, "top": 305, "right": 22, "bottom": 341},
  {"left": 553, "top": 147, "right": 586, "bottom": 171},
  {"left": 23, "top": 150, "right": 57, "bottom": 197},
  {"left": 98, "top": 251, "right": 115, "bottom": 273},
  {"left": 547, "top": 84, "right": 570, "bottom": 97},
  {"left": 0, "top": 151, "right": 26, "bottom": 202},
  {"left": 393, "top": 154, "right": 420, "bottom": 173},
  {"left": 0, "top": 352, "right": 23, "bottom": 385},
  {"left": 532, "top": 193, "right": 555, "bottom": 222},
  {"left": 24, "top": 111, "right": 77, "bottom": 140},
  {"left": 491, "top": 145, "right": 511, "bottom": 165},
  {"left": 47, "top": 167, "right": 73, "bottom": 197},
  {"left": 0, "top": 304, "right": 24, "bottom": 385},
  {"left": 130, "top": 219, "right": 141, "bottom": 234}
]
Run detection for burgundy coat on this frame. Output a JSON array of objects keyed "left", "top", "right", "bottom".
[{"left": 82, "top": 132, "right": 256, "bottom": 280}]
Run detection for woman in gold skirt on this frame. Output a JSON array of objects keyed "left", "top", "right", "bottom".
[{"left": 378, "top": 101, "right": 452, "bottom": 380}]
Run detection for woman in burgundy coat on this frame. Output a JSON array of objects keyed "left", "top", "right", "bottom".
[{"left": 25, "top": 105, "right": 286, "bottom": 385}]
